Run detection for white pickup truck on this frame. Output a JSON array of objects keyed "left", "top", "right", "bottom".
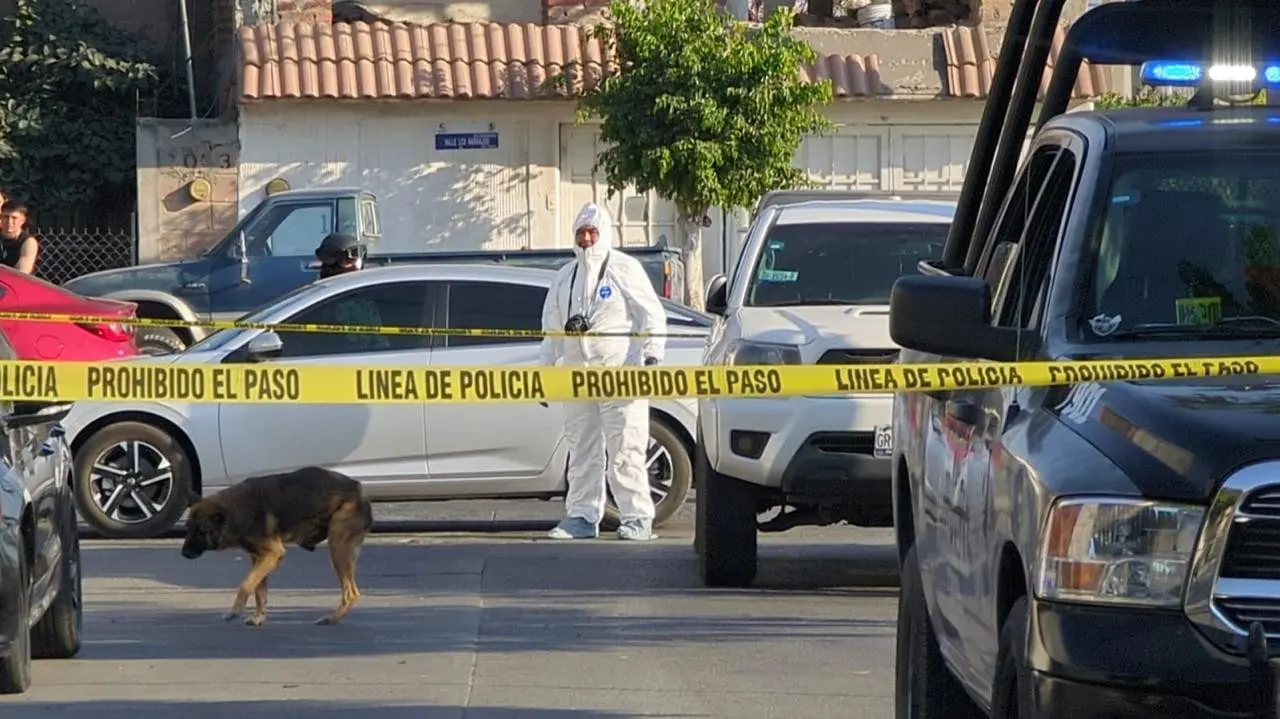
[{"left": 694, "top": 195, "right": 956, "bottom": 587}]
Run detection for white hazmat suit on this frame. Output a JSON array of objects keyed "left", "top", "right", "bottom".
[{"left": 540, "top": 203, "right": 668, "bottom": 538}]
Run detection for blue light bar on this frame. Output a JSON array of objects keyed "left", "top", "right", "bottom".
[
  {"left": 1264, "top": 65, "right": 1280, "bottom": 87},
  {"left": 1140, "top": 61, "right": 1204, "bottom": 86}
]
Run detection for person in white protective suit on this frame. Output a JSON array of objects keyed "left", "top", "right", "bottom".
[{"left": 540, "top": 202, "right": 668, "bottom": 541}]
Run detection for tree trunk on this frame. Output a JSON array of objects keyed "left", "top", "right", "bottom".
[{"left": 680, "top": 215, "right": 705, "bottom": 311}]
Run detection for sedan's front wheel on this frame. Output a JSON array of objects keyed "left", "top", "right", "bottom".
[{"left": 74, "top": 421, "right": 193, "bottom": 539}]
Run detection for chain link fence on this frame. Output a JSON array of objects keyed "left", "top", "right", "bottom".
[{"left": 31, "top": 227, "right": 137, "bottom": 286}]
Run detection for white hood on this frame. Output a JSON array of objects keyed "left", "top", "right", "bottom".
[
  {"left": 734, "top": 305, "right": 896, "bottom": 363},
  {"left": 571, "top": 202, "right": 615, "bottom": 265}
]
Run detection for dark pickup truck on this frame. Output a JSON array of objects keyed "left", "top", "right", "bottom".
[
  {"left": 889, "top": 1, "right": 1280, "bottom": 717},
  {"left": 62, "top": 187, "right": 686, "bottom": 354}
]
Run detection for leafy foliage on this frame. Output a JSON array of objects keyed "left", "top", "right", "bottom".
[
  {"left": 1094, "top": 87, "right": 1189, "bottom": 110},
  {"left": 571, "top": 0, "right": 834, "bottom": 219},
  {"left": 0, "top": 0, "right": 161, "bottom": 214}
]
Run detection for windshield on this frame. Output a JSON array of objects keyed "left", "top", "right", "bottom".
[
  {"left": 1086, "top": 151, "right": 1280, "bottom": 339},
  {"left": 184, "top": 281, "right": 323, "bottom": 353},
  {"left": 745, "top": 222, "right": 949, "bottom": 307}
]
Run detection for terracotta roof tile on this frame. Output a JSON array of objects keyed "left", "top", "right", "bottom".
[
  {"left": 238, "top": 20, "right": 889, "bottom": 101},
  {"left": 939, "top": 25, "right": 1112, "bottom": 100}
]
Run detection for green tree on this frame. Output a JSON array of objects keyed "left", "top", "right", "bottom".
[
  {"left": 0, "top": 0, "right": 161, "bottom": 219},
  {"left": 567, "top": 0, "right": 834, "bottom": 309}
]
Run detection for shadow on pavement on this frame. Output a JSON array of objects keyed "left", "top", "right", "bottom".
[
  {"left": 81, "top": 539, "right": 900, "bottom": 597},
  {"left": 75, "top": 602, "right": 894, "bottom": 660},
  {"left": 2, "top": 700, "right": 665, "bottom": 718}
]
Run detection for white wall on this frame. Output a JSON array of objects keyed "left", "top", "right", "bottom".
[
  {"left": 238, "top": 102, "right": 568, "bottom": 254},
  {"left": 237, "top": 100, "right": 990, "bottom": 273}
]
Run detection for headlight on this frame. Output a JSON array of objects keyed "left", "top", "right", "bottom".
[
  {"left": 724, "top": 340, "right": 802, "bottom": 365},
  {"left": 1035, "top": 497, "right": 1205, "bottom": 607}
]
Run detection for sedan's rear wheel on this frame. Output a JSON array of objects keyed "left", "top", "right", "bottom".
[
  {"left": 74, "top": 421, "right": 193, "bottom": 539},
  {"left": 603, "top": 419, "right": 693, "bottom": 530}
]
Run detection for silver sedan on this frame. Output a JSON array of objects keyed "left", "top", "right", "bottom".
[{"left": 61, "top": 264, "right": 711, "bottom": 539}]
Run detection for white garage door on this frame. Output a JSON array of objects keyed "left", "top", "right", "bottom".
[
  {"left": 558, "top": 124, "right": 681, "bottom": 248},
  {"left": 796, "top": 124, "right": 979, "bottom": 192}
]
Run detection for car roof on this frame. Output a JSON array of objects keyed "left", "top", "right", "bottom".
[
  {"left": 265, "top": 186, "right": 369, "bottom": 201},
  {"left": 773, "top": 199, "right": 957, "bottom": 226},
  {"left": 1045, "top": 106, "right": 1280, "bottom": 154},
  {"left": 312, "top": 263, "right": 560, "bottom": 292}
]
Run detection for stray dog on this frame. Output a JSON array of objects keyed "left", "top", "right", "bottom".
[{"left": 180, "top": 466, "right": 374, "bottom": 627}]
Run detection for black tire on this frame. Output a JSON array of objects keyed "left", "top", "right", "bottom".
[
  {"left": 696, "top": 438, "right": 759, "bottom": 588},
  {"left": 32, "top": 503, "right": 83, "bottom": 659},
  {"left": 74, "top": 421, "right": 193, "bottom": 539},
  {"left": 896, "top": 545, "right": 983, "bottom": 719},
  {"left": 134, "top": 326, "right": 187, "bottom": 355},
  {"left": 603, "top": 419, "right": 693, "bottom": 530},
  {"left": 0, "top": 539, "right": 33, "bottom": 694},
  {"left": 990, "top": 596, "right": 1032, "bottom": 719}
]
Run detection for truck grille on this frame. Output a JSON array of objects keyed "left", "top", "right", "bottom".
[
  {"left": 1220, "top": 519, "right": 1280, "bottom": 580},
  {"left": 817, "top": 348, "right": 899, "bottom": 365},
  {"left": 1185, "top": 465, "right": 1280, "bottom": 654},
  {"left": 808, "top": 432, "right": 875, "bottom": 455}
]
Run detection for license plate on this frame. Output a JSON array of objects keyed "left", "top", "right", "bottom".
[{"left": 874, "top": 425, "right": 893, "bottom": 458}]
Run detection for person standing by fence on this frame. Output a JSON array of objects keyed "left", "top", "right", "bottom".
[{"left": 0, "top": 201, "right": 40, "bottom": 275}]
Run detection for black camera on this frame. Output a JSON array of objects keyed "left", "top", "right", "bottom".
[{"left": 564, "top": 315, "right": 591, "bottom": 335}]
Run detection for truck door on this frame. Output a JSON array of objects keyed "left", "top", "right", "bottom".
[
  {"left": 952, "top": 141, "right": 1080, "bottom": 693},
  {"left": 206, "top": 198, "right": 340, "bottom": 320}
]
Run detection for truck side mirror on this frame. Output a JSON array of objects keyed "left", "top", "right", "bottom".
[
  {"left": 705, "top": 274, "right": 729, "bottom": 316},
  {"left": 889, "top": 275, "right": 1024, "bottom": 361},
  {"left": 237, "top": 231, "right": 251, "bottom": 285}
]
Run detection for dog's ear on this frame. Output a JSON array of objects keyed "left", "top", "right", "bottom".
[{"left": 205, "top": 509, "right": 227, "bottom": 531}]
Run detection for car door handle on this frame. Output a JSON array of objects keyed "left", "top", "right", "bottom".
[
  {"left": 945, "top": 399, "right": 979, "bottom": 426},
  {"left": 180, "top": 281, "right": 206, "bottom": 291},
  {"left": 304, "top": 260, "right": 322, "bottom": 270}
]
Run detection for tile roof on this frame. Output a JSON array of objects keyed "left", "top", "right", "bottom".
[
  {"left": 939, "top": 25, "right": 1113, "bottom": 99},
  {"left": 237, "top": 20, "right": 889, "bottom": 101}
]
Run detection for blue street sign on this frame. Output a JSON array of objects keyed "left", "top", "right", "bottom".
[{"left": 435, "top": 132, "right": 500, "bottom": 151}]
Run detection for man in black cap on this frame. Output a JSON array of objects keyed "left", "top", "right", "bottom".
[{"left": 312, "top": 232, "right": 388, "bottom": 352}]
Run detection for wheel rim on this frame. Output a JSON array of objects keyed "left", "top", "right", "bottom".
[
  {"left": 607, "top": 437, "right": 676, "bottom": 509},
  {"left": 88, "top": 440, "right": 175, "bottom": 524}
]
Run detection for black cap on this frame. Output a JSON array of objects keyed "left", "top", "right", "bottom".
[{"left": 315, "top": 232, "right": 361, "bottom": 264}]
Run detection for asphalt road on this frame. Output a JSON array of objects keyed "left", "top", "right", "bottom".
[{"left": 19, "top": 499, "right": 900, "bottom": 718}]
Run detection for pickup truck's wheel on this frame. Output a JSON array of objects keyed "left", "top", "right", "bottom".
[
  {"left": 0, "top": 539, "right": 32, "bottom": 694},
  {"left": 32, "top": 505, "right": 83, "bottom": 659},
  {"left": 991, "top": 596, "right": 1032, "bottom": 719},
  {"left": 603, "top": 419, "right": 693, "bottom": 530},
  {"left": 74, "top": 421, "right": 193, "bottom": 539},
  {"left": 696, "top": 438, "right": 758, "bottom": 588},
  {"left": 134, "top": 326, "right": 186, "bottom": 355},
  {"left": 897, "top": 545, "right": 982, "bottom": 718}
]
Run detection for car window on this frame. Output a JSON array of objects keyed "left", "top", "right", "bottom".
[
  {"left": 276, "top": 282, "right": 432, "bottom": 357},
  {"left": 445, "top": 281, "right": 547, "bottom": 348},
  {"left": 244, "top": 202, "right": 335, "bottom": 258},
  {"left": 1086, "top": 150, "right": 1280, "bottom": 337},
  {"left": 744, "top": 222, "right": 949, "bottom": 307}
]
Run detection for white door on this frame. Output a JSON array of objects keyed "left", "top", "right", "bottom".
[
  {"left": 424, "top": 279, "right": 566, "bottom": 488},
  {"left": 216, "top": 280, "right": 434, "bottom": 485},
  {"left": 887, "top": 126, "right": 978, "bottom": 192}
]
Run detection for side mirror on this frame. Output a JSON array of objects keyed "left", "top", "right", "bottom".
[
  {"left": 2, "top": 402, "right": 73, "bottom": 431},
  {"left": 245, "top": 331, "right": 283, "bottom": 362},
  {"left": 705, "top": 274, "right": 729, "bottom": 316},
  {"left": 889, "top": 275, "right": 1023, "bottom": 361},
  {"left": 237, "top": 232, "right": 252, "bottom": 285}
]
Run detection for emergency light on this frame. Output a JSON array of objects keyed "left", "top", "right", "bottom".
[{"left": 1140, "top": 60, "right": 1280, "bottom": 89}]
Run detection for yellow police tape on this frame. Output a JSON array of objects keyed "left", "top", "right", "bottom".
[
  {"left": 0, "top": 355, "right": 1266, "bottom": 404},
  {"left": 0, "top": 311, "right": 703, "bottom": 340}
]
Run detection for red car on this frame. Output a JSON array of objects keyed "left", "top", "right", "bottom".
[{"left": 0, "top": 266, "right": 140, "bottom": 361}]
